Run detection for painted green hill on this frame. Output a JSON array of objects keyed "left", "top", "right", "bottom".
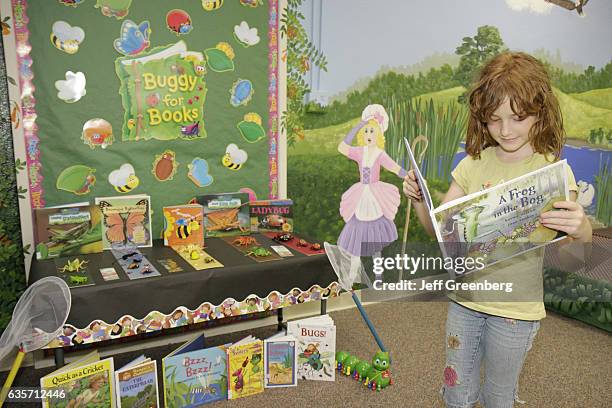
[
  {"left": 413, "top": 86, "right": 465, "bottom": 105},
  {"left": 556, "top": 88, "right": 612, "bottom": 138},
  {"left": 570, "top": 88, "right": 612, "bottom": 110},
  {"left": 291, "top": 87, "right": 611, "bottom": 156}
]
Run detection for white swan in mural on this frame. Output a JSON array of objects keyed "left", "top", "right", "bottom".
[{"left": 576, "top": 180, "right": 595, "bottom": 208}]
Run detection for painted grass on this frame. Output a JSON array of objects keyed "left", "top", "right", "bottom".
[
  {"left": 292, "top": 87, "right": 612, "bottom": 156},
  {"left": 570, "top": 88, "right": 612, "bottom": 110}
]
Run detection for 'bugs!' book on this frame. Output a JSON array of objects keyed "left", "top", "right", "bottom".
[
  {"left": 163, "top": 205, "right": 204, "bottom": 248},
  {"left": 34, "top": 203, "right": 103, "bottom": 260},
  {"left": 115, "top": 356, "right": 159, "bottom": 408},
  {"left": 194, "top": 192, "right": 250, "bottom": 238},
  {"left": 95, "top": 194, "right": 152, "bottom": 249},
  {"left": 287, "top": 315, "right": 336, "bottom": 382},
  {"left": 226, "top": 336, "right": 264, "bottom": 400},
  {"left": 249, "top": 199, "right": 293, "bottom": 233},
  {"left": 40, "top": 352, "right": 115, "bottom": 408},
  {"left": 162, "top": 334, "right": 228, "bottom": 407}
]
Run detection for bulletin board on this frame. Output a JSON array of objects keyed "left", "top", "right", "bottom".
[{"left": 2, "top": 0, "right": 286, "bottom": 247}]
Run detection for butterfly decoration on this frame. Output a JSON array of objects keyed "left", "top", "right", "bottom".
[
  {"left": 99, "top": 199, "right": 150, "bottom": 247},
  {"left": 180, "top": 121, "right": 199, "bottom": 137},
  {"left": 114, "top": 20, "right": 151, "bottom": 56}
]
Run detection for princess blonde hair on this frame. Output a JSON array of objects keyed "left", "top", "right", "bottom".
[
  {"left": 356, "top": 119, "right": 386, "bottom": 149},
  {"left": 466, "top": 52, "right": 564, "bottom": 160}
]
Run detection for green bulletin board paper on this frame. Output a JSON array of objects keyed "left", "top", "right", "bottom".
[{"left": 19, "top": 0, "right": 279, "bottom": 236}]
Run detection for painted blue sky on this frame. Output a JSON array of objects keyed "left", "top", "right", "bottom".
[{"left": 302, "top": 0, "right": 612, "bottom": 98}]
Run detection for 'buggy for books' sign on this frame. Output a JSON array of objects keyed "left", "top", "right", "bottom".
[
  {"left": 3, "top": 0, "right": 285, "bottom": 242},
  {"left": 116, "top": 41, "right": 207, "bottom": 141}
]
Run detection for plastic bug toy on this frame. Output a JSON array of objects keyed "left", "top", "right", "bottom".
[
  {"left": 69, "top": 275, "right": 89, "bottom": 285},
  {"left": 59, "top": 258, "right": 88, "bottom": 273},
  {"left": 310, "top": 243, "right": 322, "bottom": 251},
  {"left": 335, "top": 350, "right": 392, "bottom": 391},
  {"left": 246, "top": 247, "right": 272, "bottom": 257},
  {"left": 273, "top": 232, "right": 293, "bottom": 242},
  {"left": 233, "top": 236, "right": 258, "bottom": 247},
  {"left": 297, "top": 239, "right": 308, "bottom": 247}
]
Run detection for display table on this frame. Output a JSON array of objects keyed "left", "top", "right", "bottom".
[{"left": 28, "top": 234, "right": 339, "bottom": 357}]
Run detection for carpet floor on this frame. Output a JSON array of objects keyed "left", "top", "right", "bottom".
[{"left": 1, "top": 301, "right": 610, "bottom": 407}]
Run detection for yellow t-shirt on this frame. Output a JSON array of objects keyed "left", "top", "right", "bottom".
[{"left": 449, "top": 147, "right": 578, "bottom": 320}]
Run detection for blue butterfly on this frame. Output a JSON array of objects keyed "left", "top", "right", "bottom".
[{"left": 114, "top": 20, "right": 150, "bottom": 56}]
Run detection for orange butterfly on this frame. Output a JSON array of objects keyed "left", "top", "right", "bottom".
[{"left": 98, "top": 199, "right": 149, "bottom": 246}]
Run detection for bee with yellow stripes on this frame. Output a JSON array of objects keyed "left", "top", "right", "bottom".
[
  {"left": 202, "top": 0, "right": 224, "bottom": 11},
  {"left": 50, "top": 21, "right": 85, "bottom": 54},
  {"left": 108, "top": 164, "right": 139, "bottom": 193},
  {"left": 222, "top": 143, "right": 248, "bottom": 171},
  {"left": 176, "top": 218, "right": 200, "bottom": 240}
]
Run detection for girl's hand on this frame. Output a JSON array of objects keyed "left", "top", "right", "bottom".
[
  {"left": 540, "top": 201, "right": 592, "bottom": 242},
  {"left": 402, "top": 170, "right": 422, "bottom": 202}
]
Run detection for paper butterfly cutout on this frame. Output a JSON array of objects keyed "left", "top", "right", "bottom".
[
  {"left": 114, "top": 19, "right": 150, "bottom": 56},
  {"left": 99, "top": 199, "right": 149, "bottom": 246}
]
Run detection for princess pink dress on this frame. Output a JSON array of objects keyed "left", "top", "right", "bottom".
[{"left": 338, "top": 146, "right": 401, "bottom": 256}]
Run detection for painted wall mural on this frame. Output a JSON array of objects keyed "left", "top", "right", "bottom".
[{"left": 288, "top": 0, "right": 611, "bottom": 246}]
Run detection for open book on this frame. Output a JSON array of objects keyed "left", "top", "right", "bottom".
[{"left": 404, "top": 138, "right": 570, "bottom": 274}]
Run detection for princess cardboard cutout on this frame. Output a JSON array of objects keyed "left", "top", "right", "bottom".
[{"left": 337, "top": 104, "right": 406, "bottom": 258}]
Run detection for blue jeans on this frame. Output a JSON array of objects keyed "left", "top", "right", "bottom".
[{"left": 441, "top": 302, "right": 540, "bottom": 408}]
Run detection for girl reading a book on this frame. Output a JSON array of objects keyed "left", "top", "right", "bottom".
[
  {"left": 337, "top": 104, "right": 406, "bottom": 259},
  {"left": 403, "top": 52, "right": 591, "bottom": 408}
]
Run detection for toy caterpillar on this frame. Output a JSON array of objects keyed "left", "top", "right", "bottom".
[{"left": 335, "top": 350, "right": 393, "bottom": 391}]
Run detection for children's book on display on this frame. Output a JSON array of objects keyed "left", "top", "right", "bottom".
[
  {"left": 163, "top": 204, "right": 204, "bottom": 248},
  {"left": 95, "top": 194, "right": 152, "bottom": 249},
  {"left": 226, "top": 336, "right": 264, "bottom": 400},
  {"left": 34, "top": 202, "right": 103, "bottom": 260},
  {"left": 404, "top": 138, "right": 571, "bottom": 275},
  {"left": 194, "top": 192, "right": 250, "bottom": 238},
  {"left": 263, "top": 333, "right": 298, "bottom": 388},
  {"left": 40, "top": 351, "right": 115, "bottom": 408},
  {"left": 287, "top": 315, "right": 336, "bottom": 382},
  {"left": 115, "top": 355, "right": 159, "bottom": 408},
  {"left": 250, "top": 199, "right": 293, "bottom": 233},
  {"left": 162, "top": 334, "right": 228, "bottom": 406}
]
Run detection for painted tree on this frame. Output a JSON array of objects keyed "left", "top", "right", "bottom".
[
  {"left": 281, "top": 0, "right": 327, "bottom": 146},
  {"left": 454, "top": 25, "right": 506, "bottom": 92}
]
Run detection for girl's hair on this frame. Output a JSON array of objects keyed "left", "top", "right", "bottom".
[
  {"left": 466, "top": 52, "right": 564, "bottom": 159},
  {"left": 356, "top": 119, "right": 386, "bottom": 149}
]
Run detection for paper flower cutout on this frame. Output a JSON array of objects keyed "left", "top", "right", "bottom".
[
  {"left": 55, "top": 71, "right": 86, "bottom": 103},
  {"left": 233, "top": 21, "right": 260, "bottom": 47}
]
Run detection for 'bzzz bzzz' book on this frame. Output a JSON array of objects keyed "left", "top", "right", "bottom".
[
  {"left": 96, "top": 194, "right": 152, "bottom": 249},
  {"left": 34, "top": 203, "right": 103, "bottom": 260},
  {"left": 162, "top": 333, "right": 228, "bottom": 407},
  {"left": 115, "top": 356, "right": 159, "bottom": 408},
  {"left": 163, "top": 205, "right": 204, "bottom": 248},
  {"left": 40, "top": 351, "right": 115, "bottom": 408},
  {"left": 287, "top": 315, "right": 336, "bottom": 381},
  {"left": 226, "top": 336, "right": 264, "bottom": 400}
]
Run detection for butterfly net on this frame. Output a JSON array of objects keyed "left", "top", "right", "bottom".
[
  {"left": 324, "top": 242, "right": 372, "bottom": 291},
  {"left": 0, "top": 277, "right": 71, "bottom": 360}
]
